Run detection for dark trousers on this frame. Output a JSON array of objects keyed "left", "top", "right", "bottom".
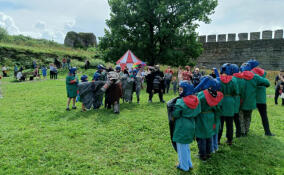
[
  {"left": 50, "top": 71, "right": 54, "bottom": 79},
  {"left": 234, "top": 113, "right": 241, "bottom": 137},
  {"left": 218, "top": 116, "right": 234, "bottom": 143},
  {"left": 2, "top": 71, "right": 7, "bottom": 77},
  {"left": 257, "top": 103, "right": 272, "bottom": 135},
  {"left": 274, "top": 89, "right": 284, "bottom": 105},
  {"left": 164, "top": 80, "right": 171, "bottom": 94},
  {"left": 173, "top": 86, "right": 177, "bottom": 95},
  {"left": 54, "top": 73, "right": 57, "bottom": 79},
  {"left": 197, "top": 138, "right": 212, "bottom": 156},
  {"left": 149, "top": 91, "right": 164, "bottom": 102}
]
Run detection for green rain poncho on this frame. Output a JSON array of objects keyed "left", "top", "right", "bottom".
[{"left": 66, "top": 75, "right": 78, "bottom": 98}]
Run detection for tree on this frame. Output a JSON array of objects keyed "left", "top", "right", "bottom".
[
  {"left": 99, "top": 0, "right": 217, "bottom": 66},
  {"left": 0, "top": 27, "right": 8, "bottom": 41}
]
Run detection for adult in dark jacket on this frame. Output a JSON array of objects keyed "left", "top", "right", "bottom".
[
  {"left": 146, "top": 65, "right": 165, "bottom": 103},
  {"left": 192, "top": 68, "right": 202, "bottom": 87}
]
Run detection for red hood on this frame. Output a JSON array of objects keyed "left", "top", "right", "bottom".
[
  {"left": 183, "top": 95, "right": 199, "bottom": 109},
  {"left": 220, "top": 75, "right": 233, "bottom": 83},
  {"left": 252, "top": 67, "right": 264, "bottom": 77},
  {"left": 242, "top": 71, "right": 255, "bottom": 80},
  {"left": 233, "top": 73, "right": 243, "bottom": 79},
  {"left": 204, "top": 90, "right": 224, "bottom": 107}
]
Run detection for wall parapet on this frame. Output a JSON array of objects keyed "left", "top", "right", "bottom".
[{"left": 198, "top": 29, "right": 284, "bottom": 43}]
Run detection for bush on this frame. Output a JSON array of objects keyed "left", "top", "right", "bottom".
[
  {"left": 89, "top": 59, "right": 106, "bottom": 68},
  {"left": 0, "top": 27, "right": 8, "bottom": 41}
]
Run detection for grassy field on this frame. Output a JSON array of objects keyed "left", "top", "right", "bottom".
[{"left": 0, "top": 73, "right": 283, "bottom": 175}]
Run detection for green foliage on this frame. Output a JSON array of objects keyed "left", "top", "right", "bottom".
[
  {"left": 99, "top": 0, "right": 217, "bottom": 66},
  {"left": 0, "top": 75, "right": 283, "bottom": 174},
  {"left": 0, "top": 27, "right": 8, "bottom": 41}
]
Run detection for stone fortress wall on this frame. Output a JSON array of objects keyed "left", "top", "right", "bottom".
[{"left": 197, "top": 30, "right": 284, "bottom": 70}]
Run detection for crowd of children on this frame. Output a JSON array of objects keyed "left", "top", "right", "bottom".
[{"left": 169, "top": 59, "right": 274, "bottom": 172}]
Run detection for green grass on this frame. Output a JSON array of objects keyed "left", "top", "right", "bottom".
[
  {"left": 0, "top": 42, "right": 97, "bottom": 60},
  {"left": 0, "top": 74, "right": 283, "bottom": 175}
]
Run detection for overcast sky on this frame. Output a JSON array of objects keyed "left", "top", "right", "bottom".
[{"left": 0, "top": 0, "right": 283, "bottom": 43}]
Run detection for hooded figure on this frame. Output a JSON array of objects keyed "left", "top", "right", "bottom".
[
  {"left": 121, "top": 73, "right": 134, "bottom": 103},
  {"left": 115, "top": 65, "right": 124, "bottom": 78},
  {"left": 195, "top": 76, "right": 223, "bottom": 160},
  {"left": 105, "top": 71, "right": 122, "bottom": 114},
  {"left": 171, "top": 81, "right": 201, "bottom": 172},
  {"left": 218, "top": 64, "right": 239, "bottom": 145},
  {"left": 134, "top": 68, "right": 143, "bottom": 104},
  {"left": 238, "top": 60, "right": 270, "bottom": 136},
  {"left": 92, "top": 65, "right": 107, "bottom": 109},
  {"left": 78, "top": 75, "right": 93, "bottom": 110}
]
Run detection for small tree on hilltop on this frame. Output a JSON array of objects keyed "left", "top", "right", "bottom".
[
  {"left": 0, "top": 27, "right": 8, "bottom": 41},
  {"left": 99, "top": 0, "right": 217, "bottom": 66}
]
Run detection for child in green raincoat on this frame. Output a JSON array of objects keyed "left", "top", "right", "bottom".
[
  {"left": 66, "top": 68, "right": 78, "bottom": 111},
  {"left": 172, "top": 81, "right": 201, "bottom": 171},
  {"left": 195, "top": 76, "right": 223, "bottom": 160}
]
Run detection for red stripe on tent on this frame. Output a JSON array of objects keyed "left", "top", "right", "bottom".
[
  {"left": 126, "top": 51, "right": 133, "bottom": 63},
  {"left": 120, "top": 63, "right": 127, "bottom": 70}
]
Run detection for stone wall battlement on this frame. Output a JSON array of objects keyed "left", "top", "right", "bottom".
[
  {"left": 197, "top": 29, "right": 284, "bottom": 70},
  {"left": 198, "top": 30, "right": 283, "bottom": 43}
]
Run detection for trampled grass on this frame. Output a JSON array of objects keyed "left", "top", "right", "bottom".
[{"left": 0, "top": 75, "right": 283, "bottom": 175}]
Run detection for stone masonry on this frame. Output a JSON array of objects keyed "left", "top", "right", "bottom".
[{"left": 197, "top": 30, "right": 284, "bottom": 70}]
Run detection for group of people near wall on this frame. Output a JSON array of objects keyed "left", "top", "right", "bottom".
[{"left": 168, "top": 60, "right": 274, "bottom": 172}]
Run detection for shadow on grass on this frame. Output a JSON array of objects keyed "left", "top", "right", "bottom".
[
  {"left": 194, "top": 132, "right": 284, "bottom": 175},
  {"left": 51, "top": 106, "right": 121, "bottom": 125}
]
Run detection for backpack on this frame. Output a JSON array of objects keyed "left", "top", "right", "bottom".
[{"left": 153, "top": 75, "right": 161, "bottom": 90}]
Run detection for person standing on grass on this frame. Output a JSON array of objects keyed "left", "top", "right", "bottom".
[
  {"left": 146, "top": 65, "right": 165, "bottom": 103},
  {"left": 252, "top": 66, "right": 274, "bottom": 136},
  {"left": 218, "top": 63, "right": 239, "bottom": 145},
  {"left": 78, "top": 75, "right": 89, "bottom": 112},
  {"left": 92, "top": 65, "right": 106, "bottom": 109},
  {"left": 62, "top": 58, "right": 67, "bottom": 69},
  {"left": 134, "top": 67, "right": 143, "bottom": 104},
  {"left": 172, "top": 81, "right": 201, "bottom": 172},
  {"left": 67, "top": 58, "right": 71, "bottom": 69},
  {"left": 2, "top": 65, "right": 8, "bottom": 77},
  {"left": 195, "top": 76, "right": 223, "bottom": 160},
  {"left": 66, "top": 68, "right": 78, "bottom": 111},
  {"left": 172, "top": 77, "right": 178, "bottom": 95},
  {"left": 14, "top": 64, "right": 18, "bottom": 78},
  {"left": 164, "top": 66, "right": 174, "bottom": 94},
  {"left": 33, "top": 66, "right": 40, "bottom": 80},
  {"left": 239, "top": 60, "right": 270, "bottom": 137},
  {"left": 178, "top": 67, "right": 183, "bottom": 83},
  {"left": 41, "top": 65, "right": 47, "bottom": 80},
  {"left": 231, "top": 64, "right": 244, "bottom": 138},
  {"left": 50, "top": 64, "right": 54, "bottom": 79},
  {"left": 115, "top": 65, "right": 124, "bottom": 79},
  {"left": 274, "top": 70, "right": 284, "bottom": 105}
]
